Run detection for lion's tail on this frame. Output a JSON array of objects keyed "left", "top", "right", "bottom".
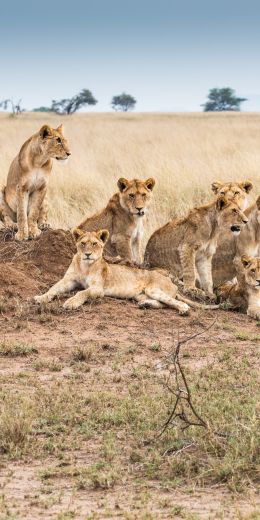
[{"left": 176, "top": 293, "right": 219, "bottom": 310}]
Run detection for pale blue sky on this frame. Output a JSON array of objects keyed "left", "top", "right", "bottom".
[{"left": 1, "top": 0, "right": 260, "bottom": 111}]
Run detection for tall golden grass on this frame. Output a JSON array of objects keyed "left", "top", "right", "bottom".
[{"left": 0, "top": 111, "right": 259, "bottom": 241}]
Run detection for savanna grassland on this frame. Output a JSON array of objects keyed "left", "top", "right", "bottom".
[
  {"left": 1, "top": 112, "right": 260, "bottom": 520},
  {"left": 1, "top": 111, "right": 260, "bottom": 234}
]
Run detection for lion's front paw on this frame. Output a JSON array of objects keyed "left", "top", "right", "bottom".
[
  {"left": 63, "top": 296, "right": 82, "bottom": 310},
  {"left": 184, "top": 286, "right": 206, "bottom": 300},
  {"left": 28, "top": 226, "right": 41, "bottom": 239},
  {"left": 204, "top": 291, "right": 217, "bottom": 302},
  {"left": 4, "top": 218, "right": 18, "bottom": 231},
  {"left": 34, "top": 294, "right": 50, "bottom": 305},
  {"left": 178, "top": 303, "right": 190, "bottom": 316},
  {"left": 15, "top": 229, "right": 29, "bottom": 241},
  {"left": 247, "top": 308, "right": 260, "bottom": 321}
]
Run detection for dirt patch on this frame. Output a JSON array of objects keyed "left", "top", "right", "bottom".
[
  {"left": 1, "top": 230, "right": 260, "bottom": 519},
  {"left": 0, "top": 228, "right": 76, "bottom": 299}
]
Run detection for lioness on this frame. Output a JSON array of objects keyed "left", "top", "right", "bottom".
[
  {"left": 34, "top": 228, "right": 191, "bottom": 314},
  {"left": 213, "top": 195, "right": 260, "bottom": 287},
  {"left": 0, "top": 124, "right": 71, "bottom": 240},
  {"left": 212, "top": 180, "right": 253, "bottom": 286},
  {"left": 77, "top": 177, "right": 155, "bottom": 263},
  {"left": 144, "top": 195, "right": 248, "bottom": 298},
  {"left": 211, "top": 180, "right": 253, "bottom": 210},
  {"left": 217, "top": 255, "right": 260, "bottom": 320}
]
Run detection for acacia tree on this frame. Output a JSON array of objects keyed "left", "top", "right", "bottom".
[
  {"left": 202, "top": 88, "right": 247, "bottom": 112},
  {"left": 0, "top": 98, "right": 25, "bottom": 115},
  {"left": 111, "top": 92, "right": 136, "bottom": 111},
  {"left": 51, "top": 89, "right": 97, "bottom": 114}
]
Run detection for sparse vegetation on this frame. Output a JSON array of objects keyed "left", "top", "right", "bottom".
[{"left": 0, "top": 340, "right": 37, "bottom": 357}]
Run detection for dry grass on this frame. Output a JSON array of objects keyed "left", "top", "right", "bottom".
[{"left": 1, "top": 111, "right": 260, "bottom": 242}]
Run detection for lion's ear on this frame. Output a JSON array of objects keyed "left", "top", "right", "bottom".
[
  {"left": 97, "top": 229, "right": 109, "bottom": 243},
  {"left": 211, "top": 181, "right": 222, "bottom": 194},
  {"left": 256, "top": 195, "right": 260, "bottom": 210},
  {"left": 72, "top": 227, "right": 85, "bottom": 242},
  {"left": 117, "top": 178, "right": 130, "bottom": 192},
  {"left": 216, "top": 195, "right": 228, "bottom": 211},
  {"left": 241, "top": 254, "right": 252, "bottom": 268},
  {"left": 40, "top": 125, "right": 52, "bottom": 139},
  {"left": 145, "top": 178, "right": 155, "bottom": 191},
  {"left": 56, "top": 124, "right": 63, "bottom": 134},
  {"left": 240, "top": 180, "right": 253, "bottom": 193}
]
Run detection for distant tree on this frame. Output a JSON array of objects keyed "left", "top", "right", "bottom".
[
  {"left": 51, "top": 89, "right": 97, "bottom": 115},
  {"left": 111, "top": 92, "right": 136, "bottom": 112},
  {"left": 0, "top": 98, "right": 25, "bottom": 115},
  {"left": 33, "top": 106, "right": 52, "bottom": 112},
  {"left": 202, "top": 88, "right": 247, "bottom": 112}
]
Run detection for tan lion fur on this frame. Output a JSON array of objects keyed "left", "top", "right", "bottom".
[
  {"left": 77, "top": 177, "right": 155, "bottom": 263},
  {"left": 217, "top": 255, "right": 260, "bottom": 320},
  {"left": 213, "top": 195, "right": 260, "bottom": 287},
  {"left": 144, "top": 195, "right": 248, "bottom": 297},
  {"left": 211, "top": 181, "right": 253, "bottom": 286},
  {"left": 0, "top": 124, "right": 71, "bottom": 240},
  {"left": 34, "top": 228, "right": 193, "bottom": 315}
]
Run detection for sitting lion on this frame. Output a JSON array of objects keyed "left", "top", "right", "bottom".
[
  {"left": 213, "top": 194, "right": 260, "bottom": 287},
  {"left": 34, "top": 228, "right": 218, "bottom": 313},
  {"left": 77, "top": 177, "right": 155, "bottom": 263},
  {"left": 217, "top": 255, "right": 260, "bottom": 320},
  {"left": 144, "top": 195, "right": 248, "bottom": 298},
  {"left": 0, "top": 124, "right": 71, "bottom": 240},
  {"left": 211, "top": 180, "right": 253, "bottom": 286}
]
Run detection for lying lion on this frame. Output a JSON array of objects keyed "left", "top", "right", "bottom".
[
  {"left": 34, "top": 228, "right": 218, "bottom": 313},
  {"left": 217, "top": 255, "right": 260, "bottom": 320}
]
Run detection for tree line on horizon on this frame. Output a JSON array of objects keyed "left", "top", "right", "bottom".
[{"left": 0, "top": 88, "right": 247, "bottom": 115}]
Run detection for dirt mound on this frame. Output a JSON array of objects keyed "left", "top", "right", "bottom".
[{"left": 0, "top": 229, "right": 76, "bottom": 299}]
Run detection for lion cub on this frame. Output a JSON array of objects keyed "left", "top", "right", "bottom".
[
  {"left": 0, "top": 124, "right": 71, "bottom": 240},
  {"left": 77, "top": 177, "right": 155, "bottom": 263},
  {"left": 34, "top": 228, "right": 192, "bottom": 315},
  {"left": 218, "top": 256, "right": 260, "bottom": 320},
  {"left": 145, "top": 195, "right": 248, "bottom": 298}
]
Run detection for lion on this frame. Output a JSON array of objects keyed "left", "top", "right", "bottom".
[
  {"left": 144, "top": 195, "right": 248, "bottom": 298},
  {"left": 211, "top": 180, "right": 253, "bottom": 286},
  {"left": 77, "top": 177, "right": 155, "bottom": 263},
  {"left": 34, "top": 228, "right": 219, "bottom": 313},
  {"left": 217, "top": 255, "right": 260, "bottom": 320},
  {"left": 0, "top": 124, "right": 71, "bottom": 240},
  {"left": 213, "top": 194, "right": 260, "bottom": 287},
  {"left": 211, "top": 180, "right": 253, "bottom": 210}
]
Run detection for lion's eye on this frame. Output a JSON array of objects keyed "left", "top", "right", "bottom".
[
  {"left": 129, "top": 194, "right": 135, "bottom": 199},
  {"left": 232, "top": 208, "right": 237, "bottom": 213},
  {"left": 234, "top": 191, "right": 240, "bottom": 195},
  {"left": 220, "top": 191, "right": 225, "bottom": 195},
  {"left": 92, "top": 242, "right": 98, "bottom": 246},
  {"left": 57, "top": 137, "right": 62, "bottom": 144},
  {"left": 251, "top": 269, "right": 256, "bottom": 273}
]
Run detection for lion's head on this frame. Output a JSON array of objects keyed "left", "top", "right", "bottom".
[
  {"left": 212, "top": 181, "right": 253, "bottom": 210},
  {"left": 216, "top": 196, "right": 248, "bottom": 235},
  {"left": 241, "top": 255, "right": 260, "bottom": 288},
  {"left": 117, "top": 177, "right": 155, "bottom": 217},
  {"left": 39, "top": 124, "right": 71, "bottom": 161},
  {"left": 72, "top": 228, "right": 109, "bottom": 264}
]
